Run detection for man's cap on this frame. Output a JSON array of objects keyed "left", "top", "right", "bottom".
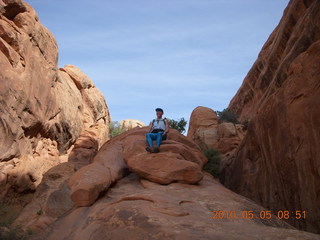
[{"left": 155, "top": 108, "right": 163, "bottom": 113}]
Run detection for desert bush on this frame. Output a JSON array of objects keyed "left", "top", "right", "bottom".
[
  {"left": 216, "top": 108, "right": 239, "bottom": 124},
  {"left": 0, "top": 203, "right": 23, "bottom": 226},
  {"left": 168, "top": 118, "right": 187, "bottom": 134},
  {"left": 0, "top": 224, "right": 32, "bottom": 240},
  {"left": 203, "top": 148, "right": 221, "bottom": 177},
  {"left": 242, "top": 119, "right": 249, "bottom": 131},
  {"left": 0, "top": 203, "right": 32, "bottom": 240},
  {"left": 109, "top": 121, "right": 127, "bottom": 138}
]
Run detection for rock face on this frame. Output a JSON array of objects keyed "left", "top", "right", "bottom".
[
  {"left": 68, "top": 127, "right": 206, "bottom": 207},
  {"left": 0, "top": 0, "right": 110, "bottom": 203},
  {"left": 0, "top": 0, "right": 59, "bottom": 161},
  {"left": 119, "top": 119, "right": 145, "bottom": 130},
  {"left": 33, "top": 174, "right": 320, "bottom": 240},
  {"left": 13, "top": 163, "right": 75, "bottom": 231},
  {"left": 187, "top": 106, "right": 219, "bottom": 150},
  {"left": 14, "top": 129, "right": 320, "bottom": 240},
  {"left": 14, "top": 127, "right": 206, "bottom": 230},
  {"left": 187, "top": 106, "right": 246, "bottom": 159},
  {"left": 223, "top": 0, "right": 320, "bottom": 234},
  {"left": 217, "top": 122, "right": 245, "bottom": 157}
]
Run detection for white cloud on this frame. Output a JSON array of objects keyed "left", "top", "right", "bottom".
[{"left": 27, "top": 0, "right": 290, "bottom": 125}]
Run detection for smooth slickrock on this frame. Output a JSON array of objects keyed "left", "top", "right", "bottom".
[
  {"left": 33, "top": 174, "right": 320, "bottom": 240},
  {"left": 223, "top": 0, "right": 320, "bottom": 234}
]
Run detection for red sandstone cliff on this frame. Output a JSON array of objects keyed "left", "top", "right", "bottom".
[
  {"left": 224, "top": 0, "right": 320, "bottom": 233},
  {"left": 0, "top": 0, "right": 110, "bottom": 203}
]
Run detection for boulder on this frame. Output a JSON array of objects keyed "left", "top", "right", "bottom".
[
  {"left": 187, "top": 106, "right": 246, "bottom": 160},
  {"left": 119, "top": 119, "right": 145, "bottom": 130},
  {"left": 126, "top": 152, "right": 203, "bottom": 185},
  {"left": 187, "top": 106, "right": 219, "bottom": 150},
  {"left": 68, "top": 127, "right": 206, "bottom": 207},
  {"left": 68, "top": 142, "right": 127, "bottom": 207},
  {"left": 60, "top": 65, "right": 110, "bottom": 129},
  {"left": 224, "top": 0, "right": 320, "bottom": 233}
]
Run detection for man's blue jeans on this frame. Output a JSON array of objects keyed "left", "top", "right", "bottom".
[{"left": 146, "top": 132, "right": 167, "bottom": 147}]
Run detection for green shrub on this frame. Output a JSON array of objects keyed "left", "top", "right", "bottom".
[
  {"left": 36, "top": 209, "right": 42, "bottom": 215},
  {"left": 109, "top": 121, "right": 127, "bottom": 138},
  {"left": 0, "top": 203, "right": 32, "bottom": 240},
  {"left": 0, "top": 224, "right": 32, "bottom": 240},
  {"left": 242, "top": 119, "right": 249, "bottom": 131},
  {"left": 0, "top": 203, "right": 23, "bottom": 226},
  {"left": 168, "top": 118, "right": 187, "bottom": 134},
  {"left": 203, "top": 149, "right": 221, "bottom": 177},
  {"left": 216, "top": 108, "right": 239, "bottom": 124}
]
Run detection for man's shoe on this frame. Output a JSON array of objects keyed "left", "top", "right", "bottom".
[
  {"left": 153, "top": 147, "right": 159, "bottom": 153},
  {"left": 146, "top": 146, "right": 154, "bottom": 153}
]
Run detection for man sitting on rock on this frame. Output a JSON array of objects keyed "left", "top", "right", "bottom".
[{"left": 146, "top": 108, "right": 169, "bottom": 153}]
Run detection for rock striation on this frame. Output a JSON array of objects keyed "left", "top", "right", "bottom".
[
  {"left": 223, "top": 0, "right": 320, "bottom": 234},
  {"left": 0, "top": 0, "right": 110, "bottom": 203}
]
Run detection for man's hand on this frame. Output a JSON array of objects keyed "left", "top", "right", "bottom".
[{"left": 162, "top": 130, "right": 169, "bottom": 136}]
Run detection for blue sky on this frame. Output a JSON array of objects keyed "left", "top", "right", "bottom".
[{"left": 26, "top": 0, "right": 289, "bottom": 125}]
